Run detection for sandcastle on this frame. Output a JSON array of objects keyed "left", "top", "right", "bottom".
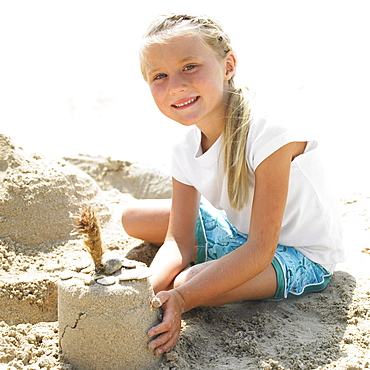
[
  {"left": 58, "top": 262, "right": 161, "bottom": 370},
  {"left": 58, "top": 206, "right": 162, "bottom": 369}
]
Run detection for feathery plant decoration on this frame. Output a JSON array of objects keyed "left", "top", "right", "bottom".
[{"left": 70, "top": 205, "right": 105, "bottom": 271}]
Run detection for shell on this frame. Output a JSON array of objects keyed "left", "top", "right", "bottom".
[
  {"left": 82, "top": 276, "right": 96, "bottom": 285},
  {"left": 117, "top": 267, "right": 152, "bottom": 281},
  {"left": 102, "top": 251, "right": 123, "bottom": 275},
  {"left": 96, "top": 276, "right": 117, "bottom": 286},
  {"left": 60, "top": 270, "right": 74, "bottom": 280},
  {"left": 121, "top": 258, "right": 137, "bottom": 269},
  {"left": 74, "top": 260, "right": 92, "bottom": 272},
  {"left": 94, "top": 275, "right": 104, "bottom": 280},
  {"left": 81, "top": 266, "right": 95, "bottom": 274},
  {"left": 103, "top": 258, "right": 122, "bottom": 275}
]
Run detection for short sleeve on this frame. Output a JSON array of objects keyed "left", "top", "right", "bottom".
[
  {"left": 171, "top": 128, "right": 199, "bottom": 186},
  {"left": 246, "top": 114, "right": 308, "bottom": 171},
  {"left": 171, "top": 147, "right": 193, "bottom": 185}
]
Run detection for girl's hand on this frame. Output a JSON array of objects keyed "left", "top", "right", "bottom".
[{"left": 148, "top": 290, "right": 185, "bottom": 355}]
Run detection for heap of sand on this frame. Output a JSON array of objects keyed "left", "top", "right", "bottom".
[{"left": 0, "top": 134, "right": 110, "bottom": 248}]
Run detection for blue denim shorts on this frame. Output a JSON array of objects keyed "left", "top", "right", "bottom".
[{"left": 195, "top": 201, "right": 332, "bottom": 300}]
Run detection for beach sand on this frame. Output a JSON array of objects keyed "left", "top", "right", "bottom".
[{"left": 0, "top": 134, "right": 369, "bottom": 369}]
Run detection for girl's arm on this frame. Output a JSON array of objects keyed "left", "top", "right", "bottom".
[
  {"left": 149, "top": 178, "right": 200, "bottom": 293},
  {"left": 174, "top": 141, "right": 297, "bottom": 309},
  {"left": 148, "top": 142, "right": 302, "bottom": 354}
]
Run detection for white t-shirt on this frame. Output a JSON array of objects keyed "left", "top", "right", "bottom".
[{"left": 171, "top": 111, "right": 346, "bottom": 272}]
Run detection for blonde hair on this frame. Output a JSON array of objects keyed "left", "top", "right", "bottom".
[{"left": 140, "top": 14, "right": 251, "bottom": 211}]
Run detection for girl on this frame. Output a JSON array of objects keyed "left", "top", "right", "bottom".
[{"left": 121, "top": 14, "right": 346, "bottom": 355}]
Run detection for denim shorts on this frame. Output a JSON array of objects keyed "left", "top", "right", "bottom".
[{"left": 195, "top": 201, "right": 332, "bottom": 300}]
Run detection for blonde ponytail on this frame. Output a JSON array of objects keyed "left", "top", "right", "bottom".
[{"left": 222, "top": 85, "right": 251, "bottom": 211}]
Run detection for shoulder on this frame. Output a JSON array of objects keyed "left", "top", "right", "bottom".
[
  {"left": 248, "top": 107, "right": 292, "bottom": 151},
  {"left": 172, "top": 127, "right": 200, "bottom": 155},
  {"left": 171, "top": 127, "right": 201, "bottom": 185},
  {"left": 247, "top": 106, "right": 315, "bottom": 171}
]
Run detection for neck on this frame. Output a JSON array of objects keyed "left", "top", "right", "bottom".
[
  {"left": 200, "top": 129, "right": 222, "bottom": 153},
  {"left": 198, "top": 88, "right": 230, "bottom": 152}
]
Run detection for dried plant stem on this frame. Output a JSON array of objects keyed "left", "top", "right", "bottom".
[{"left": 70, "top": 205, "right": 105, "bottom": 271}]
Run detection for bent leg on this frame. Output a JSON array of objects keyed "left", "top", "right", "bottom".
[
  {"left": 173, "top": 260, "right": 277, "bottom": 305},
  {"left": 121, "top": 199, "right": 171, "bottom": 246}
]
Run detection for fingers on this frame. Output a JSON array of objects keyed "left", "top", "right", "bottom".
[
  {"left": 148, "top": 323, "right": 180, "bottom": 354},
  {"left": 148, "top": 291, "right": 182, "bottom": 355}
]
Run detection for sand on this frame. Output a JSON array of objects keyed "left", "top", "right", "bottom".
[
  {"left": 0, "top": 134, "right": 369, "bottom": 369},
  {"left": 58, "top": 272, "right": 161, "bottom": 370}
]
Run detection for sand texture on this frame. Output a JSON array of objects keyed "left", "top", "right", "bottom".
[
  {"left": 0, "top": 135, "right": 110, "bottom": 248},
  {"left": 0, "top": 134, "right": 369, "bottom": 369},
  {"left": 58, "top": 273, "right": 161, "bottom": 370}
]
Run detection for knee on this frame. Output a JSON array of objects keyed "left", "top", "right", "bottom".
[
  {"left": 173, "top": 265, "right": 200, "bottom": 289},
  {"left": 121, "top": 206, "right": 140, "bottom": 238},
  {"left": 121, "top": 199, "right": 170, "bottom": 245},
  {"left": 173, "top": 273, "right": 185, "bottom": 289}
]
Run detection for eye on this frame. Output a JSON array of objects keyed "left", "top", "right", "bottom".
[
  {"left": 153, "top": 73, "right": 167, "bottom": 81},
  {"left": 184, "top": 64, "right": 196, "bottom": 71}
]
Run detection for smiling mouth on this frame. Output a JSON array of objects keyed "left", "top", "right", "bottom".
[{"left": 172, "top": 97, "right": 199, "bottom": 108}]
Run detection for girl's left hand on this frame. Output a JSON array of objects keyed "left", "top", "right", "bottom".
[{"left": 148, "top": 290, "right": 185, "bottom": 355}]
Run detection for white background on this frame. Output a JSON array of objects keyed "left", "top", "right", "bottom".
[{"left": 1, "top": 0, "right": 369, "bottom": 192}]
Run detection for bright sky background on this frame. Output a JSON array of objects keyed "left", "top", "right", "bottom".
[{"left": 1, "top": 0, "right": 369, "bottom": 192}]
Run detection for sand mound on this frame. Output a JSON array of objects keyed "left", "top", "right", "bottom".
[
  {"left": 64, "top": 155, "right": 172, "bottom": 200},
  {"left": 0, "top": 134, "right": 110, "bottom": 248}
]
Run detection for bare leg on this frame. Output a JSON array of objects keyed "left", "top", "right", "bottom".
[
  {"left": 173, "top": 260, "right": 277, "bottom": 304},
  {"left": 121, "top": 199, "right": 171, "bottom": 246}
]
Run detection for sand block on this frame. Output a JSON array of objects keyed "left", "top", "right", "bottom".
[
  {"left": 0, "top": 272, "right": 58, "bottom": 325},
  {"left": 58, "top": 272, "right": 162, "bottom": 370}
]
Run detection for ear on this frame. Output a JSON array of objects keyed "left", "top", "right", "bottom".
[{"left": 224, "top": 51, "right": 237, "bottom": 81}]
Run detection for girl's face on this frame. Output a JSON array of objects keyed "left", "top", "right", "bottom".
[{"left": 144, "top": 35, "right": 236, "bottom": 134}]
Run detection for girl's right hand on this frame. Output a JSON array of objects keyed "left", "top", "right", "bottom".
[{"left": 147, "top": 290, "right": 185, "bottom": 355}]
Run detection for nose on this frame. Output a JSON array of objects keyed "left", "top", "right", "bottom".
[{"left": 169, "top": 74, "right": 187, "bottom": 95}]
